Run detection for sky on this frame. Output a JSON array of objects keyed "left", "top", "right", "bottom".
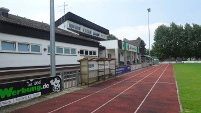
[{"left": 1, "top": 0, "right": 201, "bottom": 49}]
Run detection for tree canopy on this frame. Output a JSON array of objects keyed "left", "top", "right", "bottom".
[
  {"left": 152, "top": 22, "right": 201, "bottom": 60},
  {"left": 107, "top": 34, "right": 118, "bottom": 40}
]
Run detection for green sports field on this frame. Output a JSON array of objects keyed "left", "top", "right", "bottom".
[{"left": 174, "top": 63, "right": 201, "bottom": 113}]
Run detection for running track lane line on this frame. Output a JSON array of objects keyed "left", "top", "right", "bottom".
[
  {"left": 134, "top": 64, "right": 169, "bottom": 113},
  {"left": 48, "top": 66, "right": 157, "bottom": 113},
  {"left": 90, "top": 65, "right": 163, "bottom": 113}
]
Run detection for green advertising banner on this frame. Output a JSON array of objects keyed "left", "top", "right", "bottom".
[
  {"left": 122, "top": 41, "right": 129, "bottom": 50},
  {"left": 0, "top": 76, "right": 61, "bottom": 107},
  {"left": 137, "top": 47, "right": 139, "bottom": 53}
]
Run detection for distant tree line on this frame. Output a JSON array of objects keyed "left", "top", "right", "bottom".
[{"left": 152, "top": 22, "right": 201, "bottom": 60}]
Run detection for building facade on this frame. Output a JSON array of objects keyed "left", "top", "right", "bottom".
[{"left": 0, "top": 8, "right": 99, "bottom": 74}]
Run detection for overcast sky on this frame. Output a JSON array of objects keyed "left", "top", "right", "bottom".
[{"left": 1, "top": 0, "right": 201, "bottom": 49}]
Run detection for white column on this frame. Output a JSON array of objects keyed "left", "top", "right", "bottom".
[
  {"left": 135, "top": 52, "right": 137, "bottom": 64},
  {"left": 115, "top": 48, "right": 118, "bottom": 66}
]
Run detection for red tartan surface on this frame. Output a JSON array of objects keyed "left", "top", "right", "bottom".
[{"left": 12, "top": 64, "right": 180, "bottom": 113}]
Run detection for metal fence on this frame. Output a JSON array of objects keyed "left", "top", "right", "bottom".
[{"left": 60, "top": 69, "right": 80, "bottom": 90}]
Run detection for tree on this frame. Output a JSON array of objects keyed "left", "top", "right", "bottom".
[
  {"left": 153, "top": 24, "right": 170, "bottom": 59},
  {"left": 136, "top": 37, "right": 146, "bottom": 46},
  {"left": 136, "top": 37, "right": 146, "bottom": 55},
  {"left": 152, "top": 22, "right": 201, "bottom": 61},
  {"left": 107, "top": 34, "right": 118, "bottom": 40}
]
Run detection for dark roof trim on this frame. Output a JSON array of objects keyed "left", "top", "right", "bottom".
[
  {"left": 55, "top": 12, "right": 109, "bottom": 34},
  {"left": 0, "top": 22, "right": 99, "bottom": 48}
]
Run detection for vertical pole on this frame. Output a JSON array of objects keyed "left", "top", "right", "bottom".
[
  {"left": 50, "top": 0, "right": 56, "bottom": 76},
  {"left": 60, "top": 71, "right": 64, "bottom": 90},
  {"left": 147, "top": 8, "right": 151, "bottom": 65},
  {"left": 148, "top": 8, "right": 151, "bottom": 56}
]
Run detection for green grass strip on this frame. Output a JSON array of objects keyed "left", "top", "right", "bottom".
[{"left": 174, "top": 63, "right": 201, "bottom": 113}]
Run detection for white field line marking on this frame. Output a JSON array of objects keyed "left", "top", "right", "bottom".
[
  {"left": 91, "top": 65, "right": 163, "bottom": 113},
  {"left": 176, "top": 81, "right": 183, "bottom": 112},
  {"left": 137, "top": 82, "right": 175, "bottom": 85},
  {"left": 134, "top": 64, "right": 169, "bottom": 113},
  {"left": 173, "top": 64, "right": 183, "bottom": 112},
  {"left": 48, "top": 66, "right": 157, "bottom": 113}
]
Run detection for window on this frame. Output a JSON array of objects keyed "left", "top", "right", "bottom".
[
  {"left": 18, "top": 43, "right": 29, "bottom": 52},
  {"left": 108, "top": 54, "right": 112, "bottom": 58},
  {"left": 64, "top": 48, "right": 70, "bottom": 54},
  {"left": 69, "top": 23, "right": 80, "bottom": 31},
  {"left": 48, "top": 46, "right": 50, "bottom": 53},
  {"left": 80, "top": 50, "right": 84, "bottom": 55},
  {"left": 89, "top": 51, "right": 93, "bottom": 55},
  {"left": 85, "top": 50, "right": 88, "bottom": 55},
  {"left": 93, "top": 51, "right": 96, "bottom": 55},
  {"left": 71, "top": 48, "right": 76, "bottom": 54},
  {"left": 93, "top": 32, "right": 100, "bottom": 37},
  {"left": 56, "top": 47, "right": 63, "bottom": 54},
  {"left": 31, "top": 45, "right": 40, "bottom": 52},
  {"left": 1, "top": 41, "right": 15, "bottom": 51},
  {"left": 89, "top": 64, "right": 94, "bottom": 68},
  {"left": 83, "top": 28, "right": 91, "bottom": 35},
  {"left": 69, "top": 23, "right": 74, "bottom": 29},
  {"left": 74, "top": 26, "right": 80, "bottom": 31}
]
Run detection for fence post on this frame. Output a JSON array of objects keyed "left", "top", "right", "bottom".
[
  {"left": 60, "top": 71, "right": 64, "bottom": 91},
  {"left": 76, "top": 70, "right": 79, "bottom": 87}
]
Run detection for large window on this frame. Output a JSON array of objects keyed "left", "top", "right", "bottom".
[
  {"left": 64, "top": 48, "right": 70, "bottom": 54},
  {"left": 71, "top": 48, "right": 76, "bottom": 54},
  {"left": 85, "top": 50, "right": 88, "bottom": 55},
  {"left": 93, "top": 32, "right": 100, "bottom": 37},
  {"left": 89, "top": 51, "right": 93, "bottom": 55},
  {"left": 69, "top": 23, "right": 80, "bottom": 31},
  {"left": 18, "top": 43, "right": 29, "bottom": 52},
  {"left": 31, "top": 45, "right": 40, "bottom": 52},
  {"left": 79, "top": 50, "right": 84, "bottom": 55},
  {"left": 93, "top": 51, "right": 96, "bottom": 55},
  {"left": 69, "top": 23, "right": 74, "bottom": 29},
  {"left": 56, "top": 47, "right": 63, "bottom": 54},
  {"left": 83, "top": 28, "right": 91, "bottom": 35},
  {"left": 1, "top": 41, "right": 15, "bottom": 51}
]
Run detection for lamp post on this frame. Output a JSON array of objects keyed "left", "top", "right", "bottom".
[
  {"left": 50, "top": 0, "right": 56, "bottom": 76},
  {"left": 147, "top": 8, "right": 151, "bottom": 56}
]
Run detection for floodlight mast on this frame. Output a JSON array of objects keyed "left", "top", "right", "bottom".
[{"left": 147, "top": 8, "right": 151, "bottom": 56}]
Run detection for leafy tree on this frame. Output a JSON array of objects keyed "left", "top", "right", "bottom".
[
  {"left": 153, "top": 22, "right": 201, "bottom": 60},
  {"left": 153, "top": 24, "right": 170, "bottom": 59},
  {"left": 136, "top": 37, "right": 146, "bottom": 46},
  {"left": 107, "top": 34, "right": 118, "bottom": 40},
  {"left": 136, "top": 37, "right": 146, "bottom": 55}
]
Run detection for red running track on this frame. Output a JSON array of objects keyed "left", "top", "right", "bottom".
[{"left": 12, "top": 64, "right": 180, "bottom": 113}]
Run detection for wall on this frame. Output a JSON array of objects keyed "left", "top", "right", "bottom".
[
  {"left": 99, "top": 40, "right": 118, "bottom": 49},
  {"left": 0, "top": 33, "right": 98, "bottom": 68}
]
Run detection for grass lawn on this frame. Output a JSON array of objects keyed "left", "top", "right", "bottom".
[{"left": 174, "top": 63, "right": 201, "bottom": 113}]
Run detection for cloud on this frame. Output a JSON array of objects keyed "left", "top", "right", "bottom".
[{"left": 110, "top": 22, "right": 168, "bottom": 49}]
